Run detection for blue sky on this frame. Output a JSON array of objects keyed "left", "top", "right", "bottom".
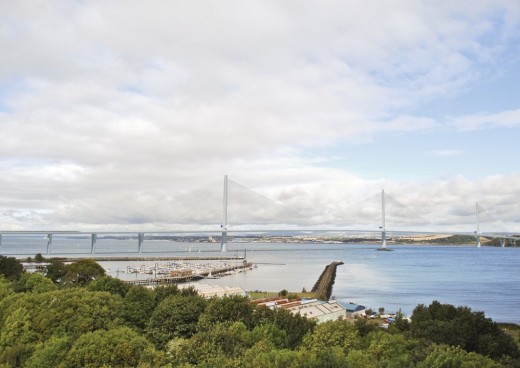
[{"left": 0, "top": 1, "right": 519, "bottom": 231}]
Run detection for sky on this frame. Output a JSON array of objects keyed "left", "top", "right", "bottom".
[{"left": 1, "top": 0, "right": 519, "bottom": 233}]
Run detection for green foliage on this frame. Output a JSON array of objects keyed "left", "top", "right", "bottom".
[
  {"left": 14, "top": 273, "right": 57, "bottom": 294},
  {"left": 87, "top": 275, "right": 130, "bottom": 297},
  {"left": 0, "top": 256, "right": 23, "bottom": 280},
  {"left": 24, "top": 335, "right": 72, "bottom": 368},
  {"left": 153, "top": 284, "right": 180, "bottom": 304},
  {"left": 0, "top": 278, "right": 518, "bottom": 368},
  {"left": 252, "top": 306, "right": 315, "bottom": 349},
  {"left": 167, "top": 322, "right": 254, "bottom": 367},
  {"left": 0, "top": 288, "right": 123, "bottom": 344},
  {"left": 147, "top": 294, "right": 207, "bottom": 349},
  {"left": 61, "top": 327, "right": 162, "bottom": 368},
  {"left": 355, "top": 318, "right": 378, "bottom": 337},
  {"left": 411, "top": 300, "right": 520, "bottom": 360},
  {"left": 34, "top": 253, "right": 44, "bottom": 262},
  {"left": 121, "top": 285, "right": 156, "bottom": 331},
  {"left": 0, "top": 306, "right": 36, "bottom": 366},
  {"left": 199, "top": 295, "right": 255, "bottom": 329},
  {"left": 62, "top": 259, "right": 106, "bottom": 285},
  {"left": 44, "top": 260, "right": 66, "bottom": 283},
  {"left": 302, "top": 319, "right": 359, "bottom": 355},
  {"left": 243, "top": 347, "right": 306, "bottom": 368},
  {"left": 0, "top": 276, "right": 14, "bottom": 299},
  {"left": 252, "top": 323, "right": 289, "bottom": 349},
  {"left": 366, "top": 331, "right": 414, "bottom": 367},
  {"left": 418, "top": 344, "right": 504, "bottom": 368}
]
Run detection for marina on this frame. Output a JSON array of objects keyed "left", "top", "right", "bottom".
[{"left": 124, "top": 262, "right": 255, "bottom": 286}]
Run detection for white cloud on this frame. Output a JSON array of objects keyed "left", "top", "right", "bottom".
[
  {"left": 0, "top": 1, "right": 519, "bottom": 231},
  {"left": 451, "top": 109, "right": 520, "bottom": 130},
  {"left": 427, "top": 149, "right": 464, "bottom": 157}
]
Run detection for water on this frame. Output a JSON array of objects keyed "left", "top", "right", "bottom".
[{"left": 3, "top": 237, "right": 519, "bottom": 324}]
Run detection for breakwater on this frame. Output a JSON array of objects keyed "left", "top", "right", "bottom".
[
  {"left": 125, "top": 262, "right": 254, "bottom": 286},
  {"left": 311, "top": 261, "right": 344, "bottom": 300}
]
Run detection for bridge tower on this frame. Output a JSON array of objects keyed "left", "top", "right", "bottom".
[
  {"left": 46, "top": 233, "right": 53, "bottom": 254},
  {"left": 380, "top": 189, "right": 387, "bottom": 249},
  {"left": 220, "top": 175, "right": 228, "bottom": 252},
  {"left": 475, "top": 202, "right": 481, "bottom": 248}
]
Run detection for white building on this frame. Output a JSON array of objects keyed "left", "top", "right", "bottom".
[{"left": 179, "top": 283, "right": 247, "bottom": 298}]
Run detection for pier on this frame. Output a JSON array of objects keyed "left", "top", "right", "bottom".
[
  {"left": 125, "top": 262, "right": 254, "bottom": 286},
  {"left": 311, "top": 261, "right": 344, "bottom": 300}
]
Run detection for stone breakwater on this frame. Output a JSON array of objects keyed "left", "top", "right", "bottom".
[{"left": 311, "top": 261, "right": 344, "bottom": 300}]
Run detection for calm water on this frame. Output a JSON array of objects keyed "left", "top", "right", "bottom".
[{"left": 3, "top": 237, "right": 519, "bottom": 324}]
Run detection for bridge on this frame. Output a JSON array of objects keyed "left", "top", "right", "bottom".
[{"left": 0, "top": 175, "right": 518, "bottom": 255}]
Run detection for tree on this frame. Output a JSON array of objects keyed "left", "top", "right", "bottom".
[
  {"left": 0, "top": 276, "right": 14, "bottom": 300},
  {"left": 121, "top": 285, "right": 155, "bottom": 331},
  {"left": 34, "top": 253, "right": 44, "bottom": 262},
  {"left": 14, "top": 273, "right": 56, "bottom": 294},
  {"left": 302, "top": 319, "right": 359, "bottom": 355},
  {"left": 252, "top": 305, "right": 315, "bottom": 349},
  {"left": 24, "top": 335, "right": 72, "bottom": 368},
  {"left": 61, "top": 327, "right": 162, "bottom": 368},
  {"left": 87, "top": 276, "right": 130, "bottom": 297},
  {"left": 62, "top": 259, "right": 105, "bottom": 285},
  {"left": 419, "top": 344, "right": 503, "bottom": 368},
  {"left": 252, "top": 323, "right": 289, "bottom": 349},
  {"left": 198, "top": 295, "right": 255, "bottom": 330},
  {"left": 411, "top": 300, "right": 520, "bottom": 360},
  {"left": 166, "top": 322, "right": 255, "bottom": 366},
  {"left": 366, "top": 331, "right": 413, "bottom": 367},
  {"left": 0, "top": 289, "right": 123, "bottom": 344},
  {"left": 44, "top": 260, "right": 66, "bottom": 283},
  {"left": 0, "top": 256, "right": 23, "bottom": 280},
  {"left": 355, "top": 318, "right": 378, "bottom": 337},
  {"left": 146, "top": 294, "right": 207, "bottom": 349},
  {"left": 153, "top": 284, "right": 180, "bottom": 305}
]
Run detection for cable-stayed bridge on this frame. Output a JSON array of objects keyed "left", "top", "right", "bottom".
[{"left": 1, "top": 175, "right": 518, "bottom": 255}]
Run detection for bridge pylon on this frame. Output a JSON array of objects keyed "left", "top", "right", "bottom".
[
  {"left": 379, "top": 189, "right": 387, "bottom": 250},
  {"left": 220, "top": 175, "right": 228, "bottom": 253},
  {"left": 46, "top": 233, "right": 53, "bottom": 254},
  {"left": 475, "top": 202, "right": 481, "bottom": 248}
]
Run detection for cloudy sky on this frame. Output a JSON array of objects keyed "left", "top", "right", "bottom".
[{"left": 1, "top": 0, "right": 519, "bottom": 232}]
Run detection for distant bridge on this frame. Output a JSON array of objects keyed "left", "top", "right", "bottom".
[{"left": 1, "top": 175, "right": 518, "bottom": 255}]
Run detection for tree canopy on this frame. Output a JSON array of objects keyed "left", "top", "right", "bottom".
[{"left": 0, "top": 259, "right": 518, "bottom": 367}]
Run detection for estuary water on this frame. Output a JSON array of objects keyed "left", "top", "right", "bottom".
[{"left": 3, "top": 237, "right": 519, "bottom": 324}]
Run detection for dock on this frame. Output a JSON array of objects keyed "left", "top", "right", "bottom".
[
  {"left": 311, "top": 261, "right": 344, "bottom": 300},
  {"left": 125, "top": 262, "right": 254, "bottom": 286},
  {"left": 59, "top": 256, "right": 245, "bottom": 262}
]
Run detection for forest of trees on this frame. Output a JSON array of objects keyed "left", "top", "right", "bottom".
[{"left": 0, "top": 255, "right": 519, "bottom": 367}]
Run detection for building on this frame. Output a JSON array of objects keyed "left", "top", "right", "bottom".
[
  {"left": 343, "top": 303, "right": 366, "bottom": 318},
  {"left": 254, "top": 297, "right": 348, "bottom": 323},
  {"left": 284, "top": 299, "right": 347, "bottom": 323},
  {"left": 179, "top": 283, "right": 247, "bottom": 298}
]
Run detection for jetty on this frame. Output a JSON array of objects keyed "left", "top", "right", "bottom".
[
  {"left": 311, "top": 261, "right": 344, "bottom": 300},
  {"left": 59, "top": 256, "right": 245, "bottom": 262},
  {"left": 125, "top": 262, "right": 254, "bottom": 286}
]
